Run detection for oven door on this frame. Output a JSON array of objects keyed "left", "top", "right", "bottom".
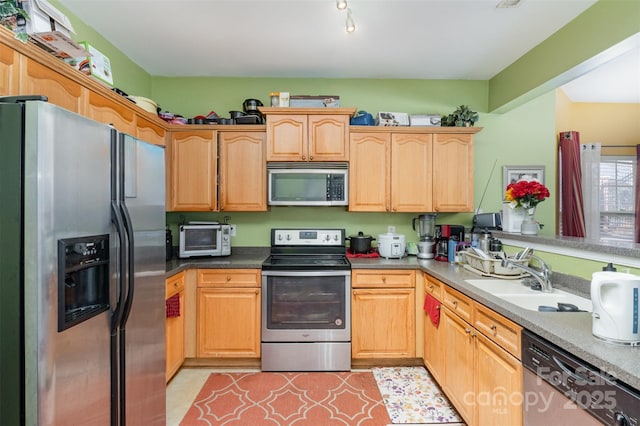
[{"left": 261, "top": 270, "right": 351, "bottom": 342}]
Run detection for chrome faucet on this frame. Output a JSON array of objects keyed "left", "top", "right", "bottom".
[{"left": 501, "top": 255, "right": 553, "bottom": 292}]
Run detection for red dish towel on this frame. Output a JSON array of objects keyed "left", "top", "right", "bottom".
[
  {"left": 166, "top": 294, "right": 181, "bottom": 318},
  {"left": 346, "top": 250, "right": 380, "bottom": 258},
  {"left": 423, "top": 293, "right": 441, "bottom": 327}
]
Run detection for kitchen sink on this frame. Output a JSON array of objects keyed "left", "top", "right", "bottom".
[{"left": 464, "top": 279, "right": 592, "bottom": 312}]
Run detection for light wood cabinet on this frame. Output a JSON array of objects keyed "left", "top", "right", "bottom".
[
  {"left": 432, "top": 133, "right": 474, "bottom": 212},
  {"left": 196, "top": 269, "right": 261, "bottom": 358},
  {"left": 422, "top": 274, "right": 445, "bottom": 383},
  {"left": 351, "top": 269, "right": 415, "bottom": 358},
  {"left": 19, "top": 56, "right": 83, "bottom": 113},
  {"left": 218, "top": 130, "right": 267, "bottom": 211},
  {"left": 168, "top": 130, "right": 217, "bottom": 211},
  {"left": 136, "top": 114, "right": 166, "bottom": 146},
  {"left": 0, "top": 41, "right": 18, "bottom": 96},
  {"left": 436, "top": 281, "right": 523, "bottom": 426},
  {"left": 262, "top": 107, "right": 355, "bottom": 161},
  {"left": 349, "top": 127, "right": 479, "bottom": 213},
  {"left": 349, "top": 131, "right": 433, "bottom": 212},
  {"left": 166, "top": 271, "right": 186, "bottom": 382},
  {"left": 84, "top": 91, "right": 136, "bottom": 134}
]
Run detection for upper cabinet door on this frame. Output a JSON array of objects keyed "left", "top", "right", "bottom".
[
  {"left": 391, "top": 133, "right": 433, "bottom": 212},
  {"left": 349, "top": 132, "right": 390, "bottom": 212},
  {"left": 19, "top": 56, "right": 83, "bottom": 113},
  {"left": 432, "top": 133, "right": 474, "bottom": 212},
  {"left": 0, "top": 42, "right": 18, "bottom": 96},
  {"left": 219, "top": 131, "right": 267, "bottom": 212},
  {"left": 168, "top": 130, "right": 217, "bottom": 212},
  {"left": 308, "top": 114, "right": 349, "bottom": 161},
  {"left": 266, "top": 114, "right": 307, "bottom": 161}
]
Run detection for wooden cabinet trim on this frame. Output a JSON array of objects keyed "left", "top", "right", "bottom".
[
  {"left": 351, "top": 269, "right": 415, "bottom": 288},
  {"left": 197, "top": 269, "right": 261, "bottom": 288}
]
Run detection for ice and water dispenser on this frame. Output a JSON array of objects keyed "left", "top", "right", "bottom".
[{"left": 57, "top": 234, "right": 110, "bottom": 331}]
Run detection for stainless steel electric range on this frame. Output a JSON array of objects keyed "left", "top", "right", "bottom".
[{"left": 261, "top": 228, "right": 351, "bottom": 371}]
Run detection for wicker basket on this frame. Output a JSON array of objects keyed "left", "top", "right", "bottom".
[{"left": 462, "top": 250, "right": 529, "bottom": 276}]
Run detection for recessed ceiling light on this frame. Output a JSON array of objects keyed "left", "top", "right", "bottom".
[{"left": 496, "top": 0, "right": 522, "bottom": 8}]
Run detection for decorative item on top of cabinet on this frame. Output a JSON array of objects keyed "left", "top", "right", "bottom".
[
  {"left": 196, "top": 269, "right": 261, "bottom": 358},
  {"left": 218, "top": 130, "right": 267, "bottom": 211},
  {"left": 168, "top": 130, "right": 217, "bottom": 211},
  {"left": 0, "top": 40, "right": 18, "bottom": 95},
  {"left": 19, "top": 55, "right": 82, "bottom": 113},
  {"left": 166, "top": 271, "right": 185, "bottom": 382},
  {"left": 260, "top": 107, "right": 355, "bottom": 161},
  {"left": 349, "top": 131, "right": 433, "bottom": 212},
  {"left": 351, "top": 269, "right": 415, "bottom": 358}
]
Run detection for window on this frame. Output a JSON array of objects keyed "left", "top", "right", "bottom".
[{"left": 599, "top": 156, "right": 636, "bottom": 242}]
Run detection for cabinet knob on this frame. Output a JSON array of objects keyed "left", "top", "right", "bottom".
[
  {"left": 490, "top": 324, "right": 497, "bottom": 332},
  {"left": 429, "top": 284, "right": 434, "bottom": 291},
  {"left": 174, "top": 282, "right": 179, "bottom": 288},
  {"left": 302, "top": 155, "right": 306, "bottom": 160},
  {"left": 452, "top": 300, "right": 458, "bottom": 307},
  {"left": 309, "top": 155, "right": 313, "bottom": 160},
  {"left": 465, "top": 328, "right": 471, "bottom": 334},
  {"left": 382, "top": 276, "right": 386, "bottom": 283},
  {"left": 226, "top": 276, "right": 231, "bottom": 281}
]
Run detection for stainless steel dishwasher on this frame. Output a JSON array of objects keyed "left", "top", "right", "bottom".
[{"left": 522, "top": 330, "right": 639, "bottom": 425}]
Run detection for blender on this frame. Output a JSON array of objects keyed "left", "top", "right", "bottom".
[{"left": 412, "top": 214, "right": 436, "bottom": 259}]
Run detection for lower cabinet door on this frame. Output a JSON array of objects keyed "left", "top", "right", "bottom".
[
  {"left": 475, "top": 331, "right": 523, "bottom": 426},
  {"left": 442, "top": 308, "right": 475, "bottom": 425},
  {"left": 166, "top": 290, "right": 185, "bottom": 382},
  {"left": 351, "top": 288, "right": 415, "bottom": 358},
  {"left": 196, "top": 287, "right": 261, "bottom": 358}
]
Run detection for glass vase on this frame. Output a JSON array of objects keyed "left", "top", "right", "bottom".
[{"left": 520, "top": 207, "right": 539, "bottom": 235}]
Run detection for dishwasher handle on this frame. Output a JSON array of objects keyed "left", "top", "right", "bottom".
[{"left": 552, "top": 354, "right": 598, "bottom": 386}]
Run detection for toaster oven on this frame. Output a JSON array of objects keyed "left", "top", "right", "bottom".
[{"left": 178, "top": 222, "right": 231, "bottom": 258}]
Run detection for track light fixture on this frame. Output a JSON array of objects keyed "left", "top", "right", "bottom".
[
  {"left": 345, "top": 8, "right": 355, "bottom": 33},
  {"left": 336, "top": 0, "right": 347, "bottom": 10}
]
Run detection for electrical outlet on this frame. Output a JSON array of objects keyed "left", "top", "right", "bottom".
[{"left": 230, "top": 224, "right": 236, "bottom": 237}]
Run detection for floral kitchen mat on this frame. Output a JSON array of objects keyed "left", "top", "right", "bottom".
[{"left": 372, "top": 366, "right": 463, "bottom": 424}]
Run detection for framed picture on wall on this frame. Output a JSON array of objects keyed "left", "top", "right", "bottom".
[{"left": 503, "top": 165, "right": 545, "bottom": 191}]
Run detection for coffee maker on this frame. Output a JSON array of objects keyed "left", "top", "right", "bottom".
[
  {"left": 435, "top": 224, "right": 465, "bottom": 262},
  {"left": 412, "top": 214, "right": 436, "bottom": 259}
]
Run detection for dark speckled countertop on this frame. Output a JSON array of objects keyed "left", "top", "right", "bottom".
[{"left": 166, "top": 248, "right": 640, "bottom": 391}]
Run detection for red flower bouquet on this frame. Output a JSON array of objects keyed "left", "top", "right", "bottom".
[{"left": 505, "top": 180, "right": 550, "bottom": 210}]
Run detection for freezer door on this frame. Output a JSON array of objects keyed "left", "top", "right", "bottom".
[
  {"left": 22, "top": 101, "right": 113, "bottom": 425},
  {"left": 119, "top": 134, "right": 166, "bottom": 425}
]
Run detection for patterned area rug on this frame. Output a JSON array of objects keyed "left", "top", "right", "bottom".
[
  {"left": 372, "top": 367, "right": 463, "bottom": 424},
  {"left": 179, "top": 371, "right": 390, "bottom": 425}
]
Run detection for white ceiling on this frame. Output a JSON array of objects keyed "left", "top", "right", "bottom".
[{"left": 57, "top": 0, "right": 639, "bottom": 104}]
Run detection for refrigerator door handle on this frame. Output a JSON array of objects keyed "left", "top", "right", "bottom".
[{"left": 110, "top": 201, "right": 127, "bottom": 333}]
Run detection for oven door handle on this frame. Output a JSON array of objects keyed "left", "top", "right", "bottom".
[{"left": 261, "top": 270, "right": 351, "bottom": 277}]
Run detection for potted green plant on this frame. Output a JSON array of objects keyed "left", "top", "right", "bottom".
[
  {"left": 441, "top": 105, "right": 479, "bottom": 127},
  {"left": 0, "top": 0, "right": 29, "bottom": 43}
]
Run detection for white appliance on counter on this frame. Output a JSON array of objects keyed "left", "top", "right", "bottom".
[
  {"left": 591, "top": 271, "right": 640, "bottom": 345},
  {"left": 377, "top": 226, "right": 406, "bottom": 259}
]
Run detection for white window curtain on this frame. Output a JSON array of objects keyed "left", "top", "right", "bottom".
[{"left": 581, "top": 143, "right": 601, "bottom": 240}]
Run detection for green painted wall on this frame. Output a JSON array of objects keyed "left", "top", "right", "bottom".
[
  {"left": 50, "top": 0, "right": 152, "bottom": 97},
  {"left": 489, "top": 0, "right": 640, "bottom": 112}
]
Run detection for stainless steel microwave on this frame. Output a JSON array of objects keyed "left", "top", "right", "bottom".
[
  {"left": 178, "top": 222, "right": 231, "bottom": 258},
  {"left": 267, "top": 162, "right": 348, "bottom": 206}
]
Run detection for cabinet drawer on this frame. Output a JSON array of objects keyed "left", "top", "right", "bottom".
[
  {"left": 197, "top": 269, "right": 260, "bottom": 288},
  {"left": 352, "top": 269, "right": 415, "bottom": 288},
  {"left": 474, "top": 303, "right": 522, "bottom": 359},
  {"left": 424, "top": 273, "right": 444, "bottom": 300},
  {"left": 443, "top": 286, "right": 473, "bottom": 323},
  {"left": 166, "top": 271, "right": 185, "bottom": 299}
]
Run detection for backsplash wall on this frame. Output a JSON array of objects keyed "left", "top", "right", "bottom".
[{"left": 166, "top": 208, "right": 475, "bottom": 247}]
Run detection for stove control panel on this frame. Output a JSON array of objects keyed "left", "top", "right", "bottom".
[{"left": 272, "top": 229, "right": 344, "bottom": 246}]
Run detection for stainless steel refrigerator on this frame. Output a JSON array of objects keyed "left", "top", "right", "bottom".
[{"left": 0, "top": 96, "right": 166, "bottom": 425}]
